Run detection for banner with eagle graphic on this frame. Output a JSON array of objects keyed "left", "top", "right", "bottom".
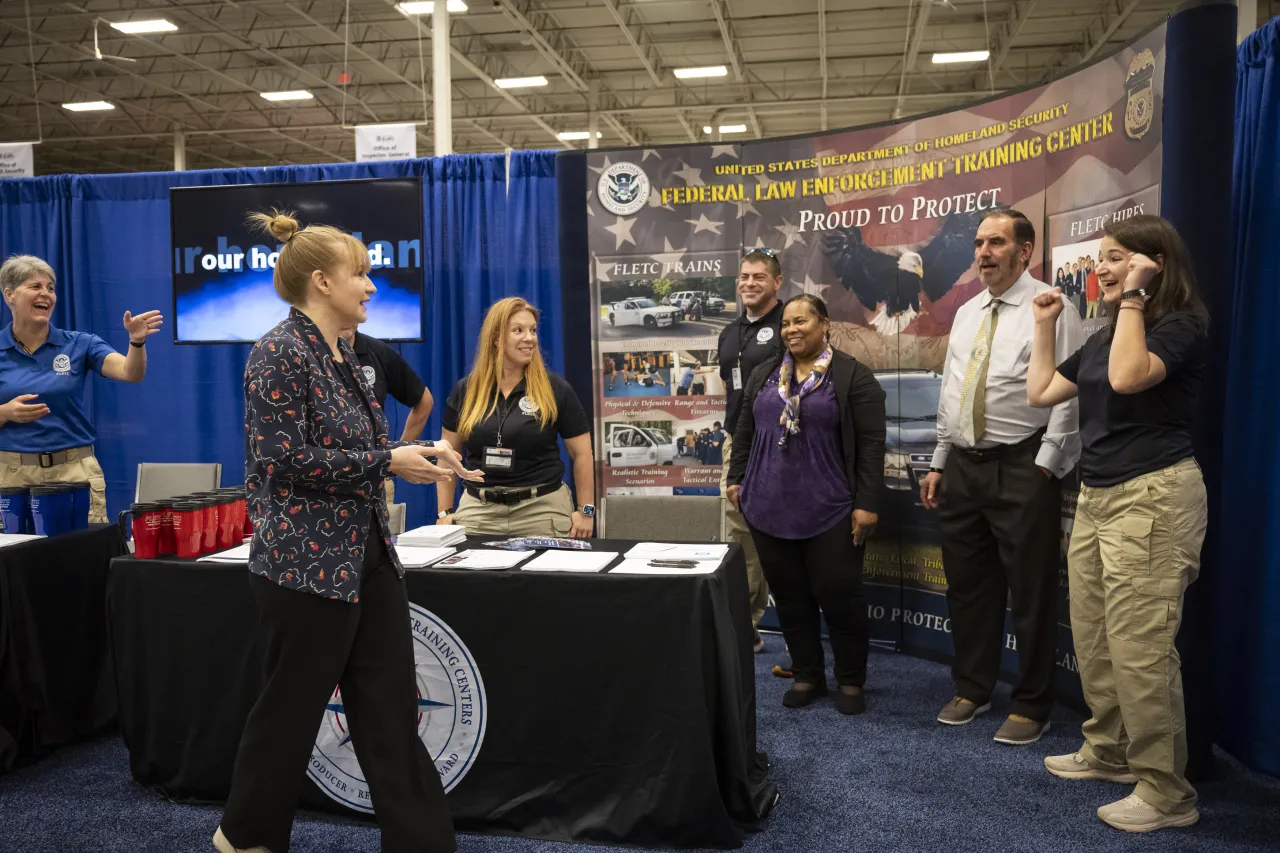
[{"left": 584, "top": 21, "right": 1168, "bottom": 698}]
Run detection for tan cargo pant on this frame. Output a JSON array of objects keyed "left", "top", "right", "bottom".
[
  {"left": 1068, "top": 457, "right": 1207, "bottom": 813},
  {"left": 454, "top": 482, "right": 574, "bottom": 537},
  {"left": 0, "top": 448, "right": 108, "bottom": 524},
  {"left": 721, "top": 434, "right": 769, "bottom": 626}
]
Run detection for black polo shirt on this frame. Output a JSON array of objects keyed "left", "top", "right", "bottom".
[
  {"left": 718, "top": 300, "right": 785, "bottom": 434},
  {"left": 443, "top": 372, "right": 590, "bottom": 488},
  {"left": 351, "top": 331, "right": 427, "bottom": 410},
  {"left": 1056, "top": 312, "right": 1206, "bottom": 487}
]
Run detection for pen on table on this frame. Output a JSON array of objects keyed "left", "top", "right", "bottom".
[{"left": 647, "top": 559, "right": 698, "bottom": 568}]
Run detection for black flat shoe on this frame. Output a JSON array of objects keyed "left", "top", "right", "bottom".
[
  {"left": 836, "top": 687, "right": 866, "bottom": 716},
  {"left": 783, "top": 682, "right": 829, "bottom": 708}
]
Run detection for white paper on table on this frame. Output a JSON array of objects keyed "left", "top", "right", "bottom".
[
  {"left": 0, "top": 533, "right": 45, "bottom": 549},
  {"left": 609, "top": 558, "right": 722, "bottom": 575},
  {"left": 433, "top": 549, "right": 533, "bottom": 570},
  {"left": 623, "top": 542, "right": 730, "bottom": 562},
  {"left": 520, "top": 550, "right": 618, "bottom": 573},
  {"left": 397, "top": 525, "right": 467, "bottom": 547},
  {"left": 197, "top": 543, "right": 253, "bottom": 563},
  {"left": 395, "top": 545, "right": 457, "bottom": 569}
]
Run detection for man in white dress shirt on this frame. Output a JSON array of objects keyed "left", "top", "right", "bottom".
[{"left": 919, "top": 209, "right": 1083, "bottom": 746}]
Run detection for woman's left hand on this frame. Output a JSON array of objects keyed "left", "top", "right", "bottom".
[
  {"left": 123, "top": 310, "right": 164, "bottom": 344},
  {"left": 852, "top": 509, "right": 878, "bottom": 546},
  {"left": 570, "top": 511, "right": 594, "bottom": 539}
]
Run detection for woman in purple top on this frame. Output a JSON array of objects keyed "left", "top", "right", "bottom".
[{"left": 726, "top": 295, "right": 885, "bottom": 715}]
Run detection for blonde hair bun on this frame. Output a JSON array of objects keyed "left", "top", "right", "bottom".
[{"left": 248, "top": 209, "right": 301, "bottom": 243}]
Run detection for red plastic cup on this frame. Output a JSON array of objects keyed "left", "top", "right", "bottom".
[
  {"left": 154, "top": 500, "right": 176, "bottom": 556},
  {"left": 130, "top": 503, "right": 162, "bottom": 559},
  {"left": 199, "top": 499, "right": 218, "bottom": 553},
  {"left": 172, "top": 501, "right": 204, "bottom": 559},
  {"left": 216, "top": 497, "right": 237, "bottom": 549}
]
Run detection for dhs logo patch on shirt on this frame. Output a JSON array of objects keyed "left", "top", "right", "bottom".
[
  {"left": 308, "top": 604, "right": 486, "bottom": 811},
  {"left": 518, "top": 396, "right": 540, "bottom": 416},
  {"left": 756, "top": 327, "right": 775, "bottom": 344},
  {"left": 52, "top": 354, "right": 72, "bottom": 375},
  {"left": 361, "top": 365, "right": 376, "bottom": 387}
]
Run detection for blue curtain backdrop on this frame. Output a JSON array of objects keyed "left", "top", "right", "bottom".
[
  {"left": 1217, "top": 16, "right": 1280, "bottom": 777},
  {"left": 0, "top": 152, "right": 562, "bottom": 533}
]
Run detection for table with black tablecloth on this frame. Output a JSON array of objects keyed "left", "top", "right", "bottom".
[
  {"left": 0, "top": 525, "right": 126, "bottom": 772},
  {"left": 106, "top": 539, "right": 775, "bottom": 849}
]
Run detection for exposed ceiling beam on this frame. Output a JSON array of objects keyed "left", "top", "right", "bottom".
[
  {"left": 818, "top": 0, "right": 828, "bottom": 130},
  {"left": 894, "top": 0, "right": 932, "bottom": 119},
  {"left": 708, "top": 0, "right": 760, "bottom": 138},
  {"left": 598, "top": 0, "right": 663, "bottom": 87},
  {"left": 977, "top": 0, "right": 1040, "bottom": 90},
  {"left": 1041, "top": 0, "right": 1144, "bottom": 81}
]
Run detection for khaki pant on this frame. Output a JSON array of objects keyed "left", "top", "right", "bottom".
[
  {"left": 1068, "top": 457, "right": 1207, "bottom": 813},
  {"left": 721, "top": 434, "right": 769, "bottom": 627},
  {"left": 454, "top": 482, "right": 574, "bottom": 537},
  {"left": 0, "top": 449, "right": 108, "bottom": 524}
]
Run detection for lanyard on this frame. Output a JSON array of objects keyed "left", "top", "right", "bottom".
[{"left": 493, "top": 392, "right": 519, "bottom": 448}]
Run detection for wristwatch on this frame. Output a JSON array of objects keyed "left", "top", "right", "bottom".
[
  {"left": 1120, "top": 288, "right": 1147, "bottom": 304},
  {"left": 579, "top": 504, "right": 596, "bottom": 518},
  {"left": 437, "top": 508, "right": 453, "bottom": 519}
]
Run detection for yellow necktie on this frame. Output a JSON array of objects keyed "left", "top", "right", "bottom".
[{"left": 960, "top": 299, "right": 1000, "bottom": 446}]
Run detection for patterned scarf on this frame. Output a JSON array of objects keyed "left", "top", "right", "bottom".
[{"left": 776, "top": 345, "right": 834, "bottom": 448}]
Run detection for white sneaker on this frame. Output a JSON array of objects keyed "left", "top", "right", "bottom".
[
  {"left": 1044, "top": 752, "right": 1138, "bottom": 783},
  {"left": 1097, "top": 794, "right": 1200, "bottom": 832},
  {"left": 213, "top": 826, "right": 273, "bottom": 853}
]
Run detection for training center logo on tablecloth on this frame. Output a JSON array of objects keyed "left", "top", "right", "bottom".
[
  {"left": 308, "top": 604, "right": 486, "bottom": 813},
  {"left": 598, "top": 162, "right": 650, "bottom": 216}
]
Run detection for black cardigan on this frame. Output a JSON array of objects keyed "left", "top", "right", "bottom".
[{"left": 727, "top": 349, "right": 886, "bottom": 514}]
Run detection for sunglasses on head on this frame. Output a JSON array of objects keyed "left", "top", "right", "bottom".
[{"left": 744, "top": 247, "right": 778, "bottom": 259}]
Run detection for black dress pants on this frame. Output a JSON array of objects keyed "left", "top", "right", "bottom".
[
  {"left": 219, "top": 530, "right": 456, "bottom": 853},
  {"left": 749, "top": 513, "right": 869, "bottom": 687},
  {"left": 938, "top": 433, "right": 1062, "bottom": 722}
]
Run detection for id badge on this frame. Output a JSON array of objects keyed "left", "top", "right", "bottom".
[
  {"left": 731, "top": 366, "right": 743, "bottom": 391},
  {"left": 483, "top": 446, "right": 514, "bottom": 470}
]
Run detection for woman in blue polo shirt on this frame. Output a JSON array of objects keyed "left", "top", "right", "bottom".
[{"left": 0, "top": 254, "right": 162, "bottom": 522}]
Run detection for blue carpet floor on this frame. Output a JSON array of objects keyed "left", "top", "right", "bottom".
[{"left": 2, "top": 646, "right": 1277, "bottom": 853}]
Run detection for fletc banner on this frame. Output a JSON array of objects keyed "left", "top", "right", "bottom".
[{"left": 585, "top": 23, "right": 1166, "bottom": 692}]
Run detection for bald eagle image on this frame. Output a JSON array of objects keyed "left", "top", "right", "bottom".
[
  {"left": 821, "top": 206, "right": 998, "bottom": 333},
  {"left": 818, "top": 206, "right": 1003, "bottom": 371}
]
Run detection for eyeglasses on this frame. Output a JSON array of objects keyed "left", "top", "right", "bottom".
[{"left": 744, "top": 247, "right": 778, "bottom": 259}]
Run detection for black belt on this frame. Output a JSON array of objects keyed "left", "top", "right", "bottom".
[
  {"left": 465, "top": 481, "right": 561, "bottom": 506},
  {"left": 956, "top": 429, "right": 1046, "bottom": 462}
]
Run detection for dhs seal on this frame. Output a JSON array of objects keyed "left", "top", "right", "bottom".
[
  {"left": 756, "top": 327, "right": 775, "bottom": 344},
  {"left": 597, "top": 162, "right": 650, "bottom": 216},
  {"left": 361, "top": 365, "right": 376, "bottom": 387},
  {"left": 52, "top": 354, "right": 72, "bottom": 375},
  {"left": 518, "top": 396, "right": 540, "bottom": 416},
  {"left": 308, "top": 604, "right": 486, "bottom": 813},
  {"left": 1124, "top": 48, "right": 1156, "bottom": 140}
]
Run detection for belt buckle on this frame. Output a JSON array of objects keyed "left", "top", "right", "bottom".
[{"left": 38, "top": 453, "right": 54, "bottom": 469}]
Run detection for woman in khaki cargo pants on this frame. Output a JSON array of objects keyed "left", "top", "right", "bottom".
[
  {"left": 0, "top": 255, "right": 162, "bottom": 522},
  {"left": 1027, "top": 215, "right": 1210, "bottom": 833}
]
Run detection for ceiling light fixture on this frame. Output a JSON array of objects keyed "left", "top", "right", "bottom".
[
  {"left": 109, "top": 19, "right": 178, "bottom": 34},
  {"left": 718, "top": 124, "right": 747, "bottom": 134},
  {"left": 558, "top": 131, "right": 602, "bottom": 141},
  {"left": 674, "top": 65, "right": 728, "bottom": 80},
  {"left": 931, "top": 50, "right": 991, "bottom": 64},
  {"left": 260, "top": 90, "right": 314, "bottom": 101},
  {"left": 494, "top": 76, "right": 548, "bottom": 89},
  {"left": 396, "top": 0, "right": 467, "bottom": 13},
  {"left": 62, "top": 101, "right": 114, "bottom": 111}
]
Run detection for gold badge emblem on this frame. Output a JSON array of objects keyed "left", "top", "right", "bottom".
[{"left": 1124, "top": 48, "right": 1157, "bottom": 140}]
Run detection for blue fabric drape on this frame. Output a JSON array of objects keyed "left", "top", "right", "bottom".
[
  {"left": 0, "top": 151, "right": 562, "bottom": 533},
  {"left": 1217, "top": 17, "right": 1280, "bottom": 777}
]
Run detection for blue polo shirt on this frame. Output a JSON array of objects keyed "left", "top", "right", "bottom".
[{"left": 0, "top": 325, "right": 115, "bottom": 453}]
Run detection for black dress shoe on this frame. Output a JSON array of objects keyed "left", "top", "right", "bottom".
[
  {"left": 782, "top": 682, "right": 828, "bottom": 708},
  {"left": 836, "top": 687, "right": 866, "bottom": 716}
]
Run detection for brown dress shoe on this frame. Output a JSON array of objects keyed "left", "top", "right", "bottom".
[
  {"left": 936, "top": 696, "right": 992, "bottom": 725},
  {"left": 993, "top": 714, "right": 1050, "bottom": 745}
]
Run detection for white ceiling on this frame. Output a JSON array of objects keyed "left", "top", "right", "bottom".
[{"left": 0, "top": 0, "right": 1267, "bottom": 173}]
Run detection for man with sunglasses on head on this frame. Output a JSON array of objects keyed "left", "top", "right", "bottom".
[{"left": 718, "top": 248, "right": 785, "bottom": 652}]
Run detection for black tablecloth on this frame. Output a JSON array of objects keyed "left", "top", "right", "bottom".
[
  {"left": 0, "top": 525, "right": 126, "bottom": 773},
  {"left": 106, "top": 540, "right": 775, "bottom": 849}
]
